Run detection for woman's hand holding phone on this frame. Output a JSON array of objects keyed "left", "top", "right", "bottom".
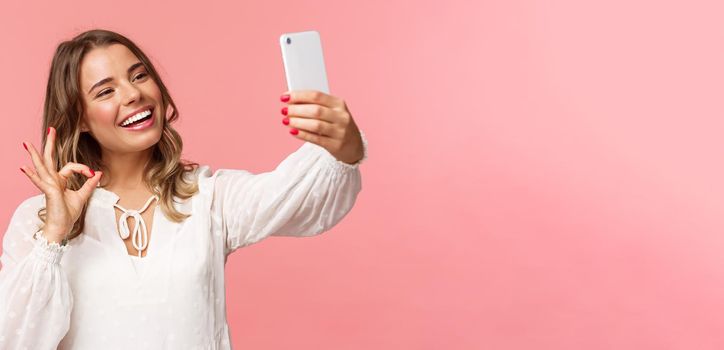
[
  {"left": 280, "top": 89, "right": 365, "bottom": 165},
  {"left": 19, "top": 127, "right": 103, "bottom": 244}
]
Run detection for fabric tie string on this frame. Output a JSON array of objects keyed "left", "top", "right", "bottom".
[{"left": 114, "top": 195, "right": 158, "bottom": 258}]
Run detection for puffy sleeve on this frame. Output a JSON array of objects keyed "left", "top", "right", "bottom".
[
  {"left": 0, "top": 194, "right": 73, "bottom": 349},
  {"left": 204, "top": 130, "right": 368, "bottom": 256}
]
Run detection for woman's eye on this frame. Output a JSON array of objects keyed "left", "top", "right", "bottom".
[
  {"left": 98, "top": 89, "right": 112, "bottom": 97},
  {"left": 135, "top": 72, "right": 148, "bottom": 81}
]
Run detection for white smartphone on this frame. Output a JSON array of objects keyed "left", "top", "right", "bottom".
[{"left": 279, "top": 30, "right": 330, "bottom": 94}]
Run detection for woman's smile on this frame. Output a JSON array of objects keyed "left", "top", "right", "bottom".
[
  {"left": 120, "top": 109, "right": 155, "bottom": 130},
  {"left": 118, "top": 105, "right": 157, "bottom": 131}
]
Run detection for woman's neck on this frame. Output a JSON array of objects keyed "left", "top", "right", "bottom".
[{"left": 99, "top": 147, "right": 153, "bottom": 191}]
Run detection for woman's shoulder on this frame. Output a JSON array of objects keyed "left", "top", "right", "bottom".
[
  {"left": 188, "top": 164, "right": 254, "bottom": 196},
  {"left": 191, "top": 164, "right": 253, "bottom": 178},
  {"left": 7, "top": 193, "right": 46, "bottom": 223},
  {"left": 17, "top": 193, "right": 46, "bottom": 210}
]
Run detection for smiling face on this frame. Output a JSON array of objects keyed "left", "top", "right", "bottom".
[{"left": 79, "top": 43, "right": 163, "bottom": 156}]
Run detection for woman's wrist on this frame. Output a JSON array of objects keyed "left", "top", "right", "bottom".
[
  {"left": 32, "top": 230, "right": 70, "bottom": 264},
  {"left": 41, "top": 228, "right": 70, "bottom": 245}
]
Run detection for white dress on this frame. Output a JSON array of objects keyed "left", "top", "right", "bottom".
[{"left": 0, "top": 131, "right": 368, "bottom": 350}]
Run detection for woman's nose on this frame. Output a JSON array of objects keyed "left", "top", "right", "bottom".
[{"left": 121, "top": 82, "right": 141, "bottom": 104}]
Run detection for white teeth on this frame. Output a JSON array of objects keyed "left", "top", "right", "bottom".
[{"left": 120, "top": 110, "right": 152, "bottom": 127}]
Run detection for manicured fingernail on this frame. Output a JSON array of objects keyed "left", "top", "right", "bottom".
[
  {"left": 290, "top": 128, "right": 299, "bottom": 135},
  {"left": 280, "top": 94, "right": 290, "bottom": 102},
  {"left": 47, "top": 127, "right": 50, "bottom": 135},
  {"left": 282, "top": 117, "right": 289, "bottom": 125},
  {"left": 22, "top": 142, "right": 27, "bottom": 151},
  {"left": 89, "top": 169, "right": 95, "bottom": 176},
  {"left": 20, "top": 167, "right": 25, "bottom": 174},
  {"left": 281, "top": 107, "right": 288, "bottom": 115}
]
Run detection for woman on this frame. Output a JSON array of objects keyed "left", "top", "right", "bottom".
[{"left": 0, "top": 29, "right": 367, "bottom": 349}]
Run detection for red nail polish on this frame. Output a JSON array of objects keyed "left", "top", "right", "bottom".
[
  {"left": 20, "top": 167, "right": 25, "bottom": 174},
  {"left": 22, "top": 142, "right": 27, "bottom": 151},
  {"left": 89, "top": 169, "right": 95, "bottom": 176},
  {"left": 47, "top": 127, "right": 50, "bottom": 135},
  {"left": 290, "top": 128, "right": 299, "bottom": 135},
  {"left": 280, "top": 94, "right": 290, "bottom": 102},
  {"left": 281, "top": 107, "right": 288, "bottom": 115},
  {"left": 282, "top": 117, "right": 289, "bottom": 125}
]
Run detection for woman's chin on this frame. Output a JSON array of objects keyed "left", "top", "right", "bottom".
[{"left": 118, "top": 123, "right": 163, "bottom": 148}]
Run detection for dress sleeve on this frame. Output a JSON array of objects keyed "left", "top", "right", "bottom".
[
  {"left": 0, "top": 194, "right": 73, "bottom": 349},
  {"left": 209, "top": 129, "right": 368, "bottom": 256}
]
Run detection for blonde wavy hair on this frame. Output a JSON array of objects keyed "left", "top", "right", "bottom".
[{"left": 37, "top": 29, "right": 200, "bottom": 241}]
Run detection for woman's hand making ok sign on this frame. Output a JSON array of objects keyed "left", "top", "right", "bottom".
[{"left": 19, "top": 127, "right": 103, "bottom": 244}]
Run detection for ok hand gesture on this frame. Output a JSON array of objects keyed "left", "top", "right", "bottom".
[{"left": 20, "top": 127, "right": 103, "bottom": 243}]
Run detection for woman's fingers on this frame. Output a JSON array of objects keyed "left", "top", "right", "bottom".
[
  {"left": 23, "top": 141, "right": 52, "bottom": 182},
  {"left": 285, "top": 116, "right": 337, "bottom": 137},
  {"left": 55, "top": 162, "right": 92, "bottom": 190},
  {"left": 76, "top": 170, "right": 103, "bottom": 201},
  {"left": 285, "top": 103, "right": 338, "bottom": 124},
  {"left": 19, "top": 165, "right": 52, "bottom": 193},
  {"left": 57, "top": 162, "right": 95, "bottom": 179},
  {"left": 43, "top": 127, "right": 58, "bottom": 176},
  {"left": 282, "top": 90, "right": 346, "bottom": 110}
]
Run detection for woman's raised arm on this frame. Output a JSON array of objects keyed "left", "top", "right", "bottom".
[{"left": 206, "top": 129, "right": 368, "bottom": 257}]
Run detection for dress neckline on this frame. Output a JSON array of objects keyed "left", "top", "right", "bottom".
[
  {"left": 93, "top": 186, "right": 159, "bottom": 205},
  {"left": 114, "top": 194, "right": 159, "bottom": 258},
  {"left": 92, "top": 187, "right": 160, "bottom": 258}
]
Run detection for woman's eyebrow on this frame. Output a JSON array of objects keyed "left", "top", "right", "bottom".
[{"left": 87, "top": 62, "right": 145, "bottom": 95}]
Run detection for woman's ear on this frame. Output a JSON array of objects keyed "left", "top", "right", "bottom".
[{"left": 79, "top": 119, "right": 89, "bottom": 133}]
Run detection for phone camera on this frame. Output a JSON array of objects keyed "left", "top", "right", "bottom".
[{"left": 286, "top": 37, "right": 292, "bottom": 45}]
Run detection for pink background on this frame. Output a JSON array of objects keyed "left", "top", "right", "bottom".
[{"left": 2, "top": 0, "right": 724, "bottom": 349}]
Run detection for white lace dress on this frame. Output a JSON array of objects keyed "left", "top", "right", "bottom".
[{"left": 0, "top": 131, "right": 367, "bottom": 349}]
